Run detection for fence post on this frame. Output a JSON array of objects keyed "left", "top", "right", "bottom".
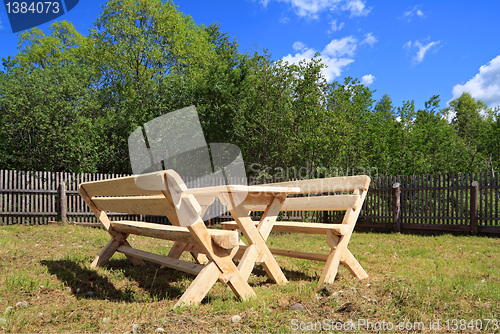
[
  {"left": 470, "top": 181, "right": 479, "bottom": 235},
  {"left": 57, "top": 181, "right": 68, "bottom": 224},
  {"left": 392, "top": 182, "right": 401, "bottom": 232},
  {"left": 323, "top": 210, "right": 329, "bottom": 223}
]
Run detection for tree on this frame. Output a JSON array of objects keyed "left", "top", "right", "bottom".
[
  {"left": 409, "top": 96, "right": 469, "bottom": 174},
  {"left": 0, "top": 64, "right": 100, "bottom": 172},
  {"left": 365, "top": 94, "right": 399, "bottom": 175},
  {"left": 444, "top": 92, "right": 490, "bottom": 171},
  {"left": 233, "top": 53, "right": 330, "bottom": 179},
  {"left": 194, "top": 23, "right": 248, "bottom": 144},
  {"left": 446, "top": 93, "right": 486, "bottom": 146},
  {"left": 324, "top": 77, "right": 374, "bottom": 175},
  {"left": 87, "top": 0, "right": 219, "bottom": 172}
]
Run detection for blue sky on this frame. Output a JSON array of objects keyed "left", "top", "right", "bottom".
[{"left": 1, "top": 0, "right": 500, "bottom": 111}]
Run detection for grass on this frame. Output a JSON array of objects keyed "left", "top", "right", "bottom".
[{"left": 0, "top": 225, "right": 498, "bottom": 333}]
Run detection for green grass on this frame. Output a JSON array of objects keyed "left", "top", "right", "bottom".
[{"left": 0, "top": 225, "right": 498, "bottom": 333}]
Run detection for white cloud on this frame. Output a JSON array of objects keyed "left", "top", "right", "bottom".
[
  {"left": 402, "top": 5, "right": 424, "bottom": 21},
  {"left": 451, "top": 55, "right": 500, "bottom": 108},
  {"left": 342, "top": 0, "right": 371, "bottom": 17},
  {"left": 282, "top": 46, "right": 318, "bottom": 65},
  {"left": 404, "top": 40, "right": 440, "bottom": 64},
  {"left": 293, "top": 41, "right": 307, "bottom": 51},
  {"left": 282, "top": 36, "right": 357, "bottom": 82},
  {"left": 328, "top": 19, "right": 344, "bottom": 33},
  {"left": 321, "top": 58, "right": 355, "bottom": 81},
  {"left": 361, "top": 32, "right": 377, "bottom": 46},
  {"left": 323, "top": 36, "right": 357, "bottom": 57},
  {"left": 259, "top": 0, "right": 370, "bottom": 19},
  {"left": 279, "top": 15, "right": 290, "bottom": 23},
  {"left": 361, "top": 74, "right": 375, "bottom": 85}
]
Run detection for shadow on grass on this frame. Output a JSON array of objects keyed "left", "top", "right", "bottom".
[
  {"left": 41, "top": 259, "right": 125, "bottom": 301},
  {"left": 41, "top": 259, "right": 193, "bottom": 302},
  {"left": 250, "top": 265, "right": 318, "bottom": 285}
]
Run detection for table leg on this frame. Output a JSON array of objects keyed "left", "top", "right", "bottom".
[{"left": 229, "top": 203, "right": 288, "bottom": 284}]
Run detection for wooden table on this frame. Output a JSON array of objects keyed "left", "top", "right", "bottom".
[{"left": 182, "top": 184, "right": 301, "bottom": 284}]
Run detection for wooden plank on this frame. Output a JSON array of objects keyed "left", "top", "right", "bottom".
[
  {"left": 1, "top": 171, "right": 4, "bottom": 224},
  {"left": 117, "top": 245, "right": 203, "bottom": 275},
  {"left": 222, "top": 221, "right": 350, "bottom": 235},
  {"left": 402, "top": 222, "right": 470, "bottom": 232},
  {"left": 91, "top": 195, "right": 177, "bottom": 216},
  {"left": 0, "top": 171, "right": 3, "bottom": 225},
  {"left": 237, "top": 244, "right": 259, "bottom": 279},
  {"left": 471, "top": 181, "right": 479, "bottom": 234},
  {"left": 42, "top": 171, "right": 46, "bottom": 222},
  {"left": 184, "top": 184, "right": 300, "bottom": 196},
  {"left": 478, "top": 225, "right": 500, "bottom": 234},
  {"left": 426, "top": 175, "right": 430, "bottom": 225},
  {"left": 110, "top": 220, "right": 239, "bottom": 249},
  {"left": 434, "top": 174, "right": 438, "bottom": 225},
  {"left": 269, "top": 248, "right": 329, "bottom": 262},
  {"left": 11, "top": 171, "right": 15, "bottom": 223},
  {"left": 244, "top": 195, "right": 359, "bottom": 212},
  {"left": 257, "top": 194, "right": 287, "bottom": 240},
  {"left": 460, "top": 174, "right": 465, "bottom": 225},
  {"left": 174, "top": 262, "right": 221, "bottom": 308},
  {"left": 81, "top": 172, "right": 166, "bottom": 197},
  {"left": 490, "top": 172, "right": 494, "bottom": 227},
  {"left": 268, "top": 175, "right": 371, "bottom": 193},
  {"left": 445, "top": 174, "right": 449, "bottom": 225},
  {"left": 18, "top": 170, "right": 22, "bottom": 223},
  {"left": 22, "top": 171, "right": 27, "bottom": 224},
  {"left": 355, "top": 222, "right": 394, "bottom": 231},
  {"left": 496, "top": 172, "right": 499, "bottom": 225},
  {"left": 478, "top": 173, "right": 483, "bottom": 224},
  {"left": 416, "top": 175, "right": 420, "bottom": 225},
  {"left": 30, "top": 171, "right": 34, "bottom": 225}
]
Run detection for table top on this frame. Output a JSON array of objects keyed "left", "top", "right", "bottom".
[{"left": 183, "top": 184, "right": 301, "bottom": 196}]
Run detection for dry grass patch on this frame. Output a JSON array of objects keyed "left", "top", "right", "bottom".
[{"left": 0, "top": 225, "right": 498, "bottom": 333}]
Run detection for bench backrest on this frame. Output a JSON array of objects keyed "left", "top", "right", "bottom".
[
  {"left": 247, "top": 175, "right": 370, "bottom": 217},
  {"left": 78, "top": 170, "right": 203, "bottom": 227},
  {"left": 79, "top": 171, "right": 176, "bottom": 216}
]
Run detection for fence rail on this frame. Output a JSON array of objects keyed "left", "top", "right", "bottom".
[{"left": 1, "top": 170, "right": 499, "bottom": 235}]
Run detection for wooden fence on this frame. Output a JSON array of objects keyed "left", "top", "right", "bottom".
[
  {"left": 1, "top": 170, "right": 499, "bottom": 235},
  {"left": 331, "top": 173, "right": 500, "bottom": 235}
]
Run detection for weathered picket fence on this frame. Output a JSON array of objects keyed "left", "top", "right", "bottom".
[{"left": 1, "top": 170, "right": 499, "bottom": 235}]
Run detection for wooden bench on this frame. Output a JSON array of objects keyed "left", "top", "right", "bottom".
[
  {"left": 79, "top": 170, "right": 255, "bottom": 308},
  {"left": 222, "top": 175, "right": 370, "bottom": 288}
]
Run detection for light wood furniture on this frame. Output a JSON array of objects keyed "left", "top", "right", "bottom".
[
  {"left": 79, "top": 170, "right": 256, "bottom": 308},
  {"left": 168, "top": 184, "right": 302, "bottom": 285},
  {"left": 222, "top": 175, "right": 370, "bottom": 288}
]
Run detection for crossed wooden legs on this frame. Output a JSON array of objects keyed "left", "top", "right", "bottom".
[
  {"left": 317, "top": 199, "right": 368, "bottom": 288},
  {"left": 228, "top": 195, "right": 289, "bottom": 284},
  {"left": 91, "top": 231, "right": 144, "bottom": 268},
  {"left": 90, "top": 224, "right": 255, "bottom": 308},
  {"left": 317, "top": 229, "right": 368, "bottom": 288}
]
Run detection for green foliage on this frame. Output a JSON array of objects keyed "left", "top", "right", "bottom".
[
  {"left": 234, "top": 54, "right": 331, "bottom": 179},
  {"left": 0, "top": 1, "right": 499, "bottom": 176},
  {"left": 0, "top": 64, "right": 100, "bottom": 172}
]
